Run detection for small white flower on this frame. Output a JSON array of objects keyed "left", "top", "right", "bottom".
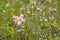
[
  {"left": 31, "top": 6, "right": 34, "bottom": 9},
  {"left": 33, "top": 1, "right": 36, "bottom": 5},
  {"left": 3, "top": 10, "right": 6, "bottom": 12},
  {"left": 44, "top": 19, "right": 48, "bottom": 21},
  {"left": 27, "top": 9, "right": 30, "bottom": 14},
  {"left": 17, "top": 29, "right": 24, "bottom": 32},
  {"left": 27, "top": 10, "right": 30, "bottom": 13},
  {"left": 39, "top": 19, "right": 42, "bottom": 21},
  {"left": 40, "top": 8, "right": 42, "bottom": 12},
  {"left": 31, "top": 1, "right": 34, "bottom": 3},
  {"left": 21, "top": 26, "right": 25, "bottom": 29},
  {"left": 37, "top": 7, "right": 40, "bottom": 10},
  {"left": 6, "top": 3, "right": 10, "bottom": 7},
  {"left": 36, "top": 7, "right": 42, "bottom": 11},
  {"left": 54, "top": 34, "right": 57, "bottom": 36},
  {"left": 32, "top": 13, "right": 35, "bottom": 15},
  {"left": 20, "top": 7, "right": 23, "bottom": 10}
]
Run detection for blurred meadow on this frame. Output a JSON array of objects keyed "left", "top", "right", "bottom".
[{"left": 0, "top": 0, "right": 60, "bottom": 40}]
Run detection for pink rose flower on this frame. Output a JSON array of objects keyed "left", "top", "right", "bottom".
[{"left": 13, "top": 14, "right": 25, "bottom": 26}]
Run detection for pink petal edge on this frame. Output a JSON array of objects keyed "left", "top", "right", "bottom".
[
  {"left": 20, "top": 14, "right": 24, "bottom": 18},
  {"left": 13, "top": 16, "right": 18, "bottom": 18},
  {"left": 21, "top": 18, "right": 25, "bottom": 22},
  {"left": 13, "top": 20, "right": 17, "bottom": 24},
  {"left": 17, "top": 21, "right": 21, "bottom": 26}
]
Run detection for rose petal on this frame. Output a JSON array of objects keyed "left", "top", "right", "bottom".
[
  {"left": 20, "top": 14, "right": 24, "bottom": 18},
  {"left": 13, "top": 16, "right": 18, "bottom": 18},
  {"left": 13, "top": 20, "right": 17, "bottom": 24},
  {"left": 21, "top": 18, "right": 25, "bottom": 22},
  {"left": 17, "top": 21, "right": 21, "bottom": 26}
]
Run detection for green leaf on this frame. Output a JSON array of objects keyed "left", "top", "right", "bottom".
[{"left": 52, "top": 22, "right": 60, "bottom": 27}]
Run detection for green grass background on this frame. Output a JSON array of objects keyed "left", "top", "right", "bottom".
[{"left": 0, "top": 0, "right": 60, "bottom": 40}]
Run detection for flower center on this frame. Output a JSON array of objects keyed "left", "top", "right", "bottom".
[{"left": 17, "top": 17, "right": 21, "bottom": 21}]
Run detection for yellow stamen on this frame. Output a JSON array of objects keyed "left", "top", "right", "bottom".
[{"left": 17, "top": 17, "right": 21, "bottom": 21}]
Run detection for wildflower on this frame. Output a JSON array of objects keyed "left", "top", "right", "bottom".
[
  {"left": 44, "top": 19, "right": 48, "bottom": 22},
  {"left": 33, "top": 1, "right": 36, "bottom": 5},
  {"left": 32, "top": 13, "right": 35, "bottom": 15},
  {"left": 36, "top": 7, "right": 42, "bottom": 11},
  {"left": 27, "top": 10, "right": 30, "bottom": 14},
  {"left": 13, "top": 14, "right": 25, "bottom": 26},
  {"left": 37, "top": 7, "right": 40, "bottom": 11},
  {"left": 6, "top": 3, "right": 10, "bottom": 7},
  {"left": 3, "top": 10, "right": 6, "bottom": 12},
  {"left": 31, "top": 6, "right": 34, "bottom": 9},
  {"left": 17, "top": 29, "right": 25, "bottom": 32}
]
